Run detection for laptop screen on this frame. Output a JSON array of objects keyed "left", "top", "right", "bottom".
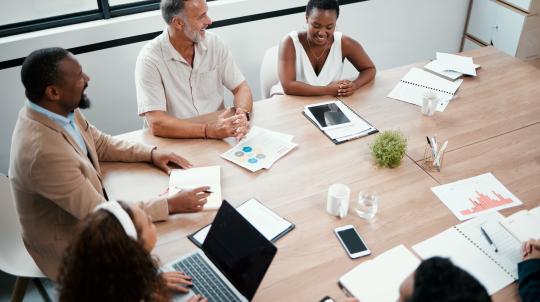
[{"left": 202, "top": 200, "right": 277, "bottom": 301}]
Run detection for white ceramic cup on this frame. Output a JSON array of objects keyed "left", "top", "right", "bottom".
[{"left": 326, "top": 184, "right": 350, "bottom": 218}]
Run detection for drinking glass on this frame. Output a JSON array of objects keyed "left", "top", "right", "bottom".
[{"left": 356, "top": 191, "right": 379, "bottom": 219}]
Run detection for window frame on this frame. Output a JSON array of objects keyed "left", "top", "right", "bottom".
[{"left": 0, "top": 0, "right": 163, "bottom": 38}]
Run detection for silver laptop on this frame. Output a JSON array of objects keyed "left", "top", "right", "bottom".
[{"left": 164, "top": 201, "right": 277, "bottom": 302}]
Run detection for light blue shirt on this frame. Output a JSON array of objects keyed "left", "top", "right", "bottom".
[{"left": 26, "top": 101, "right": 88, "bottom": 155}]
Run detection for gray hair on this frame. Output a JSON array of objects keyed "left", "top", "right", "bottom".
[{"left": 160, "top": 0, "right": 188, "bottom": 25}]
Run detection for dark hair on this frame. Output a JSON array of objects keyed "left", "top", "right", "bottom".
[
  {"left": 306, "top": 0, "right": 340, "bottom": 18},
  {"left": 408, "top": 257, "right": 491, "bottom": 302},
  {"left": 161, "top": 0, "right": 188, "bottom": 25},
  {"left": 20, "top": 47, "right": 70, "bottom": 103},
  {"left": 58, "top": 201, "right": 167, "bottom": 302}
]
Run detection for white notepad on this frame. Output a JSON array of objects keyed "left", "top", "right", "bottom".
[
  {"left": 339, "top": 245, "right": 420, "bottom": 302},
  {"left": 387, "top": 67, "right": 463, "bottom": 112},
  {"left": 500, "top": 206, "right": 540, "bottom": 243},
  {"left": 424, "top": 60, "right": 481, "bottom": 81},
  {"left": 169, "top": 166, "right": 222, "bottom": 210},
  {"left": 189, "top": 198, "right": 294, "bottom": 247},
  {"left": 413, "top": 212, "right": 521, "bottom": 295},
  {"left": 436, "top": 52, "right": 477, "bottom": 76}
]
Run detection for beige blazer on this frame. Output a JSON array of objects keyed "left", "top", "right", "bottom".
[{"left": 9, "top": 107, "right": 168, "bottom": 280}]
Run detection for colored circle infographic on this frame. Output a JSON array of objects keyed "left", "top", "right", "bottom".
[{"left": 235, "top": 145, "right": 267, "bottom": 165}]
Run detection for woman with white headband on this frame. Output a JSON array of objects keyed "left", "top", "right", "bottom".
[{"left": 58, "top": 200, "right": 207, "bottom": 302}]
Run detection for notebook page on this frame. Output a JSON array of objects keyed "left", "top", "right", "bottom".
[
  {"left": 387, "top": 68, "right": 462, "bottom": 112},
  {"left": 403, "top": 67, "right": 463, "bottom": 96},
  {"left": 192, "top": 199, "right": 292, "bottom": 245},
  {"left": 436, "top": 52, "right": 477, "bottom": 76},
  {"left": 457, "top": 212, "right": 520, "bottom": 279},
  {"left": 530, "top": 206, "right": 540, "bottom": 220},
  {"left": 413, "top": 227, "right": 514, "bottom": 295},
  {"left": 169, "top": 166, "right": 222, "bottom": 210},
  {"left": 500, "top": 210, "right": 540, "bottom": 242},
  {"left": 339, "top": 245, "right": 420, "bottom": 302}
]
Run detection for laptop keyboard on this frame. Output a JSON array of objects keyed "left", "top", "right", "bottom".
[{"left": 172, "top": 253, "right": 242, "bottom": 302}]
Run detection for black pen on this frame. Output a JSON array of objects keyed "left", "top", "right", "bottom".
[
  {"left": 203, "top": 190, "right": 214, "bottom": 194},
  {"left": 480, "top": 226, "right": 498, "bottom": 253}
]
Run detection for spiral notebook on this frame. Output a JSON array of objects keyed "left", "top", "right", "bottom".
[
  {"left": 387, "top": 67, "right": 463, "bottom": 112},
  {"left": 412, "top": 212, "right": 522, "bottom": 295}
]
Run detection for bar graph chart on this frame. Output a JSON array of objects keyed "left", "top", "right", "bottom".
[{"left": 431, "top": 173, "right": 522, "bottom": 221}]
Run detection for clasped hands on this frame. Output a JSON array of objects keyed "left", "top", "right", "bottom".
[
  {"left": 207, "top": 107, "right": 250, "bottom": 141},
  {"left": 329, "top": 80, "right": 357, "bottom": 98}
]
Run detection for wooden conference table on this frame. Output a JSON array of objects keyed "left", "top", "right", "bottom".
[{"left": 102, "top": 47, "right": 540, "bottom": 302}]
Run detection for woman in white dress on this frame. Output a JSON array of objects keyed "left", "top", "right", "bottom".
[{"left": 273, "top": 0, "right": 376, "bottom": 97}]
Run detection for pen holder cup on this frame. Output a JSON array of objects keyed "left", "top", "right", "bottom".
[{"left": 421, "top": 144, "right": 445, "bottom": 172}]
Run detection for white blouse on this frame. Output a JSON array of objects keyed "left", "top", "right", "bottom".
[{"left": 271, "top": 31, "right": 344, "bottom": 95}]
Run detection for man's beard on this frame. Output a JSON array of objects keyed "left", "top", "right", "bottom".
[
  {"left": 78, "top": 83, "right": 91, "bottom": 109},
  {"left": 78, "top": 93, "right": 91, "bottom": 109},
  {"left": 184, "top": 25, "right": 204, "bottom": 43}
]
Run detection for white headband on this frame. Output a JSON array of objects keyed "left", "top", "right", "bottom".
[{"left": 94, "top": 200, "right": 138, "bottom": 240}]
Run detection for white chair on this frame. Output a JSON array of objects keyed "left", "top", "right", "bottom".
[
  {"left": 259, "top": 45, "right": 280, "bottom": 100},
  {"left": 0, "top": 174, "right": 51, "bottom": 302}
]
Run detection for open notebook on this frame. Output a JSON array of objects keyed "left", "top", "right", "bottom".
[
  {"left": 412, "top": 212, "right": 522, "bottom": 295},
  {"left": 387, "top": 67, "right": 463, "bottom": 112},
  {"left": 339, "top": 245, "right": 420, "bottom": 302},
  {"left": 169, "top": 166, "right": 222, "bottom": 210}
]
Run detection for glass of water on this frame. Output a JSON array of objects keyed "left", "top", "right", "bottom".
[{"left": 355, "top": 191, "right": 379, "bottom": 220}]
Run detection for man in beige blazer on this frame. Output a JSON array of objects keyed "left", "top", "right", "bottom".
[{"left": 9, "top": 47, "right": 211, "bottom": 281}]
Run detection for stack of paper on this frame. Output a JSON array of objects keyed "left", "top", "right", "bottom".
[
  {"left": 169, "top": 166, "right": 222, "bottom": 210},
  {"left": 339, "top": 245, "right": 420, "bottom": 302},
  {"left": 221, "top": 126, "right": 297, "bottom": 172},
  {"left": 424, "top": 52, "right": 480, "bottom": 80},
  {"left": 303, "top": 100, "right": 377, "bottom": 143}
]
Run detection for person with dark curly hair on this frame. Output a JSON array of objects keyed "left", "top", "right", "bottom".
[
  {"left": 273, "top": 0, "right": 376, "bottom": 97},
  {"left": 341, "top": 257, "right": 491, "bottom": 302},
  {"left": 58, "top": 200, "right": 207, "bottom": 302}
]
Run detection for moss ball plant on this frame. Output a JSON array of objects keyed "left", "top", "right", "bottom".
[{"left": 371, "top": 130, "right": 407, "bottom": 168}]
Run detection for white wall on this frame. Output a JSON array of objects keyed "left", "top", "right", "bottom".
[{"left": 0, "top": 0, "right": 469, "bottom": 174}]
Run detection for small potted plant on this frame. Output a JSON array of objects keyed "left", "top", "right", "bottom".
[{"left": 371, "top": 130, "right": 407, "bottom": 168}]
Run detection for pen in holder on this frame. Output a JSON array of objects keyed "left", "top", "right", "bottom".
[{"left": 421, "top": 137, "right": 448, "bottom": 172}]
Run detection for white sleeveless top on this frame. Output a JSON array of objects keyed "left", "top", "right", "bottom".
[{"left": 271, "top": 31, "right": 344, "bottom": 95}]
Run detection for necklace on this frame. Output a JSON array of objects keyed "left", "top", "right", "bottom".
[{"left": 306, "top": 35, "right": 330, "bottom": 62}]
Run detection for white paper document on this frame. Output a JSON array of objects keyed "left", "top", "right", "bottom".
[
  {"left": 169, "top": 166, "right": 222, "bottom": 210},
  {"left": 339, "top": 245, "right": 420, "bottom": 302},
  {"left": 221, "top": 127, "right": 297, "bottom": 172},
  {"left": 304, "top": 100, "right": 377, "bottom": 142},
  {"left": 191, "top": 198, "right": 294, "bottom": 245},
  {"left": 424, "top": 60, "right": 481, "bottom": 81},
  {"left": 412, "top": 212, "right": 521, "bottom": 295},
  {"left": 500, "top": 206, "right": 540, "bottom": 242},
  {"left": 431, "top": 173, "right": 523, "bottom": 221},
  {"left": 223, "top": 126, "right": 294, "bottom": 146},
  {"left": 436, "top": 52, "right": 477, "bottom": 76},
  {"left": 387, "top": 67, "right": 463, "bottom": 112}
]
